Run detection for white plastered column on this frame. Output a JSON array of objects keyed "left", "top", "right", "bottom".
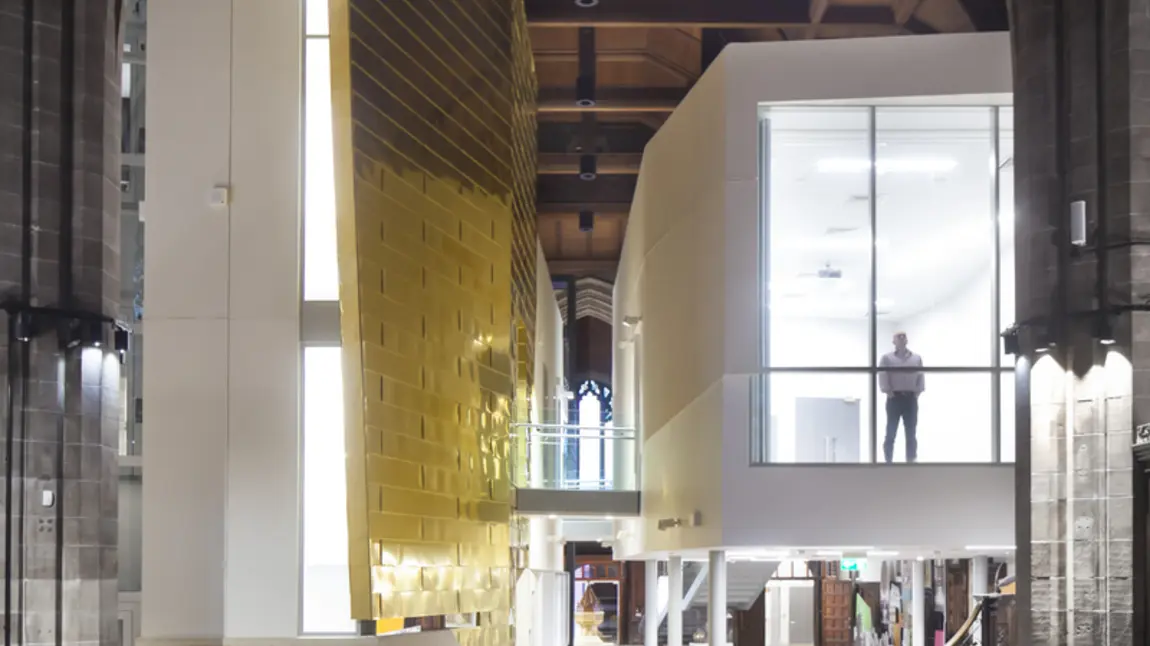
[{"left": 142, "top": 0, "right": 302, "bottom": 642}]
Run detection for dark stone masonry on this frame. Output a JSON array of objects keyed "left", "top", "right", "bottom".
[
  {"left": 1011, "top": 0, "right": 1150, "bottom": 643},
  {"left": 0, "top": 2, "right": 124, "bottom": 646}
]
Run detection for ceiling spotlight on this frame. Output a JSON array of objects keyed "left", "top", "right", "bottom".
[
  {"left": 575, "top": 0, "right": 600, "bottom": 7},
  {"left": 579, "top": 155, "right": 597, "bottom": 181}
]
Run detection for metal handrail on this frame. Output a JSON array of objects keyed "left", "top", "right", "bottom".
[
  {"left": 510, "top": 422, "right": 637, "bottom": 431},
  {"left": 512, "top": 430, "right": 636, "bottom": 440}
]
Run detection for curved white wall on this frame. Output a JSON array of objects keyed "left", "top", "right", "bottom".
[{"left": 614, "top": 33, "right": 1015, "bottom": 559}]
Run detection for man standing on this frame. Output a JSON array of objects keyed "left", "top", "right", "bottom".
[{"left": 879, "top": 331, "right": 924, "bottom": 463}]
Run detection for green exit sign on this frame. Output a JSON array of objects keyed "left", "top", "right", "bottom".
[{"left": 840, "top": 558, "right": 866, "bottom": 572}]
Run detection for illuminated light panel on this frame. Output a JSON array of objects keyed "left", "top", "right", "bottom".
[{"left": 817, "top": 157, "right": 957, "bottom": 174}]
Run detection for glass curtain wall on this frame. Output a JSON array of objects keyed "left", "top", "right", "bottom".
[
  {"left": 301, "top": 0, "right": 353, "bottom": 635},
  {"left": 757, "top": 105, "right": 1014, "bottom": 465}
]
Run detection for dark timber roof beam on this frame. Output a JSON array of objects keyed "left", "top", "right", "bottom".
[
  {"left": 956, "top": 0, "right": 1009, "bottom": 31},
  {"left": 526, "top": 0, "right": 899, "bottom": 28},
  {"left": 538, "top": 87, "right": 686, "bottom": 113}
]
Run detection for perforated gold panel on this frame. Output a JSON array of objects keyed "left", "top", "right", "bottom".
[{"left": 329, "top": 1, "right": 536, "bottom": 644}]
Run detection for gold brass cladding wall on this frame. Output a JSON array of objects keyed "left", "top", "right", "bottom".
[{"left": 329, "top": 0, "right": 536, "bottom": 644}]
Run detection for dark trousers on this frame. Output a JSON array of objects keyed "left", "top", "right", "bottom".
[{"left": 883, "top": 392, "right": 918, "bottom": 463}]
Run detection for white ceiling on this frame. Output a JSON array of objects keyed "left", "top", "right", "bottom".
[{"left": 766, "top": 106, "right": 1014, "bottom": 320}]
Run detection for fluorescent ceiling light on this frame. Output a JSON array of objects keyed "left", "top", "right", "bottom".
[
  {"left": 778, "top": 236, "right": 879, "bottom": 251},
  {"left": 867, "top": 550, "right": 899, "bottom": 557},
  {"left": 964, "top": 545, "right": 1016, "bottom": 551},
  {"left": 729, "top": 551, "right": 788, "bottom": 562},
  {"left": 817, "top": 157, "right": 958, "bottom": 174}
]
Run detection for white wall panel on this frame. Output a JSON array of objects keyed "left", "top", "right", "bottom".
[{"left": 144, "top": 0, "right": 233, "bottom": 320}]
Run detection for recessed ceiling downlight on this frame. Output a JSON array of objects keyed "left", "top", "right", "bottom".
[{"left": 575, "top": 0, "right": 599, "bottom": 6}]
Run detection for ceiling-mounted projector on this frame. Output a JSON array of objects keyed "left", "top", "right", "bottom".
[{"left": 817, "top": 264, "right": 843, "bottom": 279}]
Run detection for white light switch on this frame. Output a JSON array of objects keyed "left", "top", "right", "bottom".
[
  {"left": 41, "top": 490, "right": 55, "bottom": 508},
  {"left": 209, "top": 185, "right": 231, "bottom": 207}
]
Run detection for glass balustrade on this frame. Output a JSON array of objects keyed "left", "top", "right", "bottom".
[{"left": 511, "top": 423, "right": 638, "bottom": 491}]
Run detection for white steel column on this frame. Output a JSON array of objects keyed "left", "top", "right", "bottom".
[
  {"left": 970, "top": 557, "right": 990, "bottom": 612},
  {"left": 911, "top": 561, "right": 926, "bottom": 646},
  {"left": 668, "top": 555, "right": 684, "bottom": 646},
  {"left": 645, "top": 560, "right": 660, "bottom": 646},
  {"left": 709, "top": 551, "right": 727, "bottom": 646}
]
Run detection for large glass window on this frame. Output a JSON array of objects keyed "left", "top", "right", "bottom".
[
  {"left": 876, "top": 107, "right": 994, "bottom": 367},
  {"left": 759, "top": 104, "right": 1013, "bottom": 464},
  {"left": 767, "top": 107, "right": 872, "bottom": 368},
  {"left": 769, "top": 373, "right": 870, "bottom": 463}
]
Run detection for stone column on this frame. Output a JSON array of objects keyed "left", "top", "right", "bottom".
[
  {"left": 1010, "top": 0, "right": 1147, "bottom": 643},
  {"left": 0, "top": 2, "right": 124, "bottom": 646}
]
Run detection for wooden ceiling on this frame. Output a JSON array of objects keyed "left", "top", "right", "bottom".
[{"left": 528, "top": 0, "right": 1010, "bottom": 280}]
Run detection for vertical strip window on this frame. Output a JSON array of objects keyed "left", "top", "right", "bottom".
[
  {"left": 300, "top": 1, "right": 352, "bottom": 635},
  {"left": 303, "top": 0, "right": 338, "bottom": 300},
  {"left": 997, "top": 106, "right": 1016, "bottom": 463},
  {"left": 301, "top": 346, "right": 353, "bottom": 633}
]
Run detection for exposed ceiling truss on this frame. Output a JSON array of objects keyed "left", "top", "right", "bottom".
[
  {"left": 529, "top": 0, "right": 1010, "bottom": 283},
  {"left": 555, "top": 277, "right": 615, "bottom": 325}
]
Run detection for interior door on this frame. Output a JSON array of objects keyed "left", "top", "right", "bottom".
[
  {"left": 795, "top": 397, "right": 860, "bottom": 463},
  {"left": 821, "top": 580, "right": 853, "bottom": 645},
  {"left": 788, "top": 583, "right": 815, "bottom": 645}
]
